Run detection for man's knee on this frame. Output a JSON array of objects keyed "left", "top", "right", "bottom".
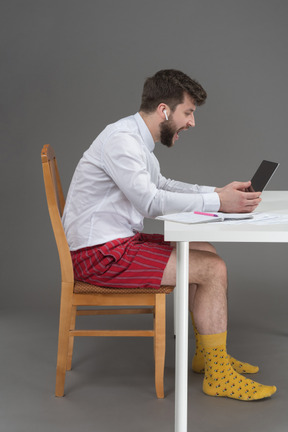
[
  {"left": 207, "top": 254, "right": 227, "bottom": 284},
  {"left": 189, "top": 251, "right": 227, "bottom": 286}
]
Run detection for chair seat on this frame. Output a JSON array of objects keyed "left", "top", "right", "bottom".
[{"left": 74, "top": 280, "right": 174, "bottom": 295}]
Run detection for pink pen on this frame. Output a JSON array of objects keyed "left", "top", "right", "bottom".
[{"left": 194, "top": 211, "right": 219, "bottom": 217}]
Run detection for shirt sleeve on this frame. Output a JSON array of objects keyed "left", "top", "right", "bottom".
[
  {"left": 101, "top": 133, "right": 220, "bottom": 218},
  {"left": 158, "top": 172, "right": 216, "bottom": 194}
]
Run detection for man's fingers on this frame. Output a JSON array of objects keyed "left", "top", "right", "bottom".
[
  {"left": 238, "top": 191, "right": 261, "bottom": 212},
  {"left": 244, "top": 197, "right": 261, "bottom": 209},
  {"left": 233, "top": 180, "right": 251, "bottom": 190},
  {"left": 245, "top": 191, "right": 261, "bottom": 200}
]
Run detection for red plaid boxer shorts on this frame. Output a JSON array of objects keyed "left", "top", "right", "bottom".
[{"left": 71, "top": 232, "right": 174, "bottom": 289}]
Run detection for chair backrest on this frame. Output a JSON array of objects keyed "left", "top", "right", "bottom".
[{"left": 41, "top": 144, "right": 74, "bottom": 284}]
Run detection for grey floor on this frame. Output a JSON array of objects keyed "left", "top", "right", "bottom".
[{"left": 1, "top": 244, "right": 288, "bottom": 432}]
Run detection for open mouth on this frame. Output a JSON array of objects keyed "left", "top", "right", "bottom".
[
  {"left": 175, "top": 127, "right": 186, "bottom": 140},
  {"left": 174, "top": 132, "right": 179, "bottom": 141}
]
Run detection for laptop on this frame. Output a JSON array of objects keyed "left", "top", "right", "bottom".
[{"left": 248, "top": 160, "right": 279, "bottom": 192}]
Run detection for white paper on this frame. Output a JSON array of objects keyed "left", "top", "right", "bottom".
[
  {"left": 156, "top": 212, "right": 253, "bottom": 224},
  {"left": 222, "top": 213, "right": 288, "bottom": 225}
]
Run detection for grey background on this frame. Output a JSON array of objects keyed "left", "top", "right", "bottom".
[{"left": 1, "top": 1, "right": 288, "bottom": 431}]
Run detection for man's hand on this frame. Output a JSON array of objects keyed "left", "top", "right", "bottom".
[{"left": 215, "top": 181, "right": 261, "bottom": 213}]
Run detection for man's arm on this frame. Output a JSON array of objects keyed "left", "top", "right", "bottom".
[
  {"left": 159, "top": 170, "right": 261, "bottom": 213},
  {"left": 158, "top": 175, "right": 260, "bottom": 213},
  {"left": 101, "top": 135, "right": 220, "bottom": 217},
  {"left": 102, "top": 136, "right": 260, "bottom": 216}
]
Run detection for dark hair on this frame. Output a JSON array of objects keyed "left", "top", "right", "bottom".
[{"left": 140, "top": 69, "right": 207, "bottom": 113}]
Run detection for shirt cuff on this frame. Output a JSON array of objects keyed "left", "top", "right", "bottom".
[
  {"left": 198, "top": 185, "right": 216, "bottom": 194},
  {"left": 202, "top": 192, "right": 220, "bottom": 212}
]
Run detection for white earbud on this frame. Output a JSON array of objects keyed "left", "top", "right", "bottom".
[{"left": 163, "top": 109, "right": 168, "bottom": 121}]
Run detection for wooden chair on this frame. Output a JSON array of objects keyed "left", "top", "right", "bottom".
[{"left": 41, "top": 144, "right": 174, "bottom": 398}]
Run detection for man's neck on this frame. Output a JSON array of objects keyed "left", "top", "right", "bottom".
[{"left": 138, "top": 111, "right": 160, "bottom": 143}]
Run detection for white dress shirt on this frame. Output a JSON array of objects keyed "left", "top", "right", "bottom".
[{"left": 62, "top": 113, "right": 220, "bottom": 250}]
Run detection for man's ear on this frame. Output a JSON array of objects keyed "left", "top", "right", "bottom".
[{"left": 157, "top": 103, "right": 170, "bottom": 121}]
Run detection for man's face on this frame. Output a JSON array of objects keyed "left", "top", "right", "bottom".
[{"left": 160, "top": 94, "right": 196, "bottom": 148}]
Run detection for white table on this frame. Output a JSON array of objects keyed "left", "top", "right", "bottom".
[{"left": 164, "top": 191, "right": 288, "bottom": 432}]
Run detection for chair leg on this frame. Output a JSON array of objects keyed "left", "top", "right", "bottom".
[
  {"left": 66, "top": 305, "right": 77, "bottom": 371},
  {"left": 154, "top": 294, "right": 166, "bottom": 399},
  {"left": 55, "top": 285, "right": 73, "bottom": 397}
]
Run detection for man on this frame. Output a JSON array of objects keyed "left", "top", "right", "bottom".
[{"left": 62, "top": 69, "right": 276, "bottom": 400}]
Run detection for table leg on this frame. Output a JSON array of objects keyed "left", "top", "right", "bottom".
[
  {"left": 173, "top": 285, "right": 178, "bottom": 338},
  {"left": 175, "top": 241, "right": 189, "bottom": 432}
]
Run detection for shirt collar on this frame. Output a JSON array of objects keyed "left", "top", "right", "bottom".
[{"left": 134, "top": 112, "right": 155, "bottom": 152}]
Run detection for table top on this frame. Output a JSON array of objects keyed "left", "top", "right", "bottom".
[{"left": 164, "top": 191, "right": 288, "bottom": 243}]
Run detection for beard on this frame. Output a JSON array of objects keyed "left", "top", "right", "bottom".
[{"left": 159, "top": 117, "right": 178, "bottom": 148}]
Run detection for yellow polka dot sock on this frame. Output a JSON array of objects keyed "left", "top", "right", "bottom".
[
  {"left": 200, "top": 332, "right": 277, "bottom": 400},
  {"left": 191, "top": 313, "right": 259, "bottom": 374}
]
